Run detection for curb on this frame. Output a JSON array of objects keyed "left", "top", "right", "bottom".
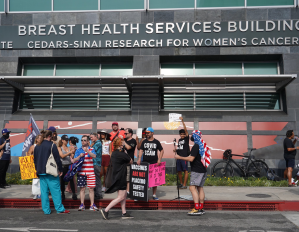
[{"left": 1, "top": 198, "right": 299, "bottom": 211}]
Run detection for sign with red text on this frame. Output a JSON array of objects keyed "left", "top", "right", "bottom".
[
  {"left": 148, "top": 162, "right": 166, "bottom": 188},
  {"left": 129, "top": 162, "right": 149, "bottom": 202}
]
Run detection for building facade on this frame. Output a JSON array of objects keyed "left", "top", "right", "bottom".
[{"left": 0, "top": 0, "right": 299, "bottom": 175}]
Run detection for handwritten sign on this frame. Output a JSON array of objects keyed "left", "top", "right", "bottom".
[
  {"left": 169, "top": 113, "right": 182, "bottom": 122},
  {"left": 129, "top": 162, "right": 149, "bottom": 202},
  {"left": 19, "top": 155, "right": 37, "bottom": 180},
  {"left": 148, "top": 162, "right": 166, "bottom": 188}
]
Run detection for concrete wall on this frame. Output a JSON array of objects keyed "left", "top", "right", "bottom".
[{"left": 1, "top": 8, "right": 299, "bottom": 175}]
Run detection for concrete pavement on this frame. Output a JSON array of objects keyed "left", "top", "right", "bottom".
[{"left": 0, "top": 185, "right": 299, "bottom": 201}]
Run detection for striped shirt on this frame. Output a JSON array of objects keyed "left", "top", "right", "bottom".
[{"left": 74, "top": 147, "right": 96, "bottom": 176}]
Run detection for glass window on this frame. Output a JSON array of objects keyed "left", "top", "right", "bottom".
[
  {"left": 247, "top": 0, "right": 294, "bottom": 6},
  {"left": 149, "top": 0, "right": 194, "bottom": 9},
  {"left": 52, "top": 93, "right": 98, "bottom": 109},
  {"left": 196, "top": 93, "right": 244, "bottom": 110},
  {"left": 20, "top": 93, "right": 51, "bottom": 109},
  {"left": 99, "top": 94, "right": 131, "bottom": 109},
  {"left": 161, "top": 64, "right": 193, "bottom": 76},
  {"left": 197, "top": 0, "right": 244, "bottom": 8},
  {"left": 246, "top": 93, "right": 280, "bottom": 110},
  {"left": 23, "top": 65, "right": 54, "bottom": 76},
  {"left": 100, "top": 0, "right": 144, "bottom": 10},
  {"left": 10, "top": 0, "right": 51, "bottom": 11},
  {"left": 163, "top": 94, "right": 194, "bottom": 110},
  {"left": 54, "top": 0, "right": 98, "bottom": 11},
  {"left": 244, "top": 63, "right": 278, "bottom": 75},
  {"left": 0, "top": 0, "right": 4, "bottom": 11},
  {"left": 195, "top": 63, "right": 242, "bottom": 75},
  {"left": 101, "top": 64, "right": 132, "bottom": 76},
  {"left": 55, "top": 65, "right": 99, "bottom": 76}
]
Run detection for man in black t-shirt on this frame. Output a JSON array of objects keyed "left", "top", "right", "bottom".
[
  {"left": 175, "top": 131, "right": 207, "bottom": 216},
  {"left": 137, "top": 127, "right": 164, "bottom": 200},
  {"left": 123, "top": 128, "right": 137, "bottom": 194},
  {"left": 173, "top": 117, "right": 190, "bottom": 189},
  {"left": 283, "top": 130, "right": 299, "bottom": 186}
]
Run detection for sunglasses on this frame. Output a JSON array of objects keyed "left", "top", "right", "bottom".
[{"left": 81, "top": 139, "right": 87, "bottom": 142}]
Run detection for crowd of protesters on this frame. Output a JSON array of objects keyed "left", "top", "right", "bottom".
[{"left": 0, "top": 118, "right": 214, "bottom": 217}]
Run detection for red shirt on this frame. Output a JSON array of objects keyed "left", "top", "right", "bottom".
[{"left": 110, "top": 130, "right": 126, "bottom": 150}]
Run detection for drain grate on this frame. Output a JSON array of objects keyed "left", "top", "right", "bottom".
[{"left": 246, "top": 194, "right": 272, "bottom": 198}]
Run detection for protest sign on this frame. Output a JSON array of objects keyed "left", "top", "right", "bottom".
[
  {"left": 19, "top": 155, "right": 37, "bottom": 180},
  {"left": 148, "top": 162, "right": 166, "bottom": 188},
  {"left": 22, "top": 114, "right": 40, "bottom": 156},
  {"left": 129, "top": 162, "right": 148, "bottom": 202},
  {"left": 169, "top": 113, "right": 182, "bottom": 122},
  {"left": 136, "top": 128, "right": 143, "bottom": 138}
]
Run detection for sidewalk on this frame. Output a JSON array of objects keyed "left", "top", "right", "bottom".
[{"left": 1, "top": 185, "right": 299, "bottom": 211}]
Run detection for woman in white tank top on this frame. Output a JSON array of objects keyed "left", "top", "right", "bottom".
[{"left": 99, "top": 130, "right": 112, "bottom": 192}]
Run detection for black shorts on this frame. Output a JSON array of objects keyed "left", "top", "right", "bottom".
[{"left": 285, "top": 158, "right": 295, "bottom": 168}]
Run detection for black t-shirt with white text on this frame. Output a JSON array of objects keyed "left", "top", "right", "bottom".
[
  {"left": 284, "top": 137, "right": 296, "bottom": 159},
  {"left": 190, "top": 144, "right": 206, "bottom": 173},
  {"left": 177, "top": 136, "right": 190, "bottom": 157},
  {"left": 124, "top": 138, "right": 137, "bottom": 161},
  {"left": 140, "top": 138, "right": 163, "bottom": 164}
]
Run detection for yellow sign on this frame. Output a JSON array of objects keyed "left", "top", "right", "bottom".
[{"left": 19, "top": 155, "right": 37, "bottom": 180}]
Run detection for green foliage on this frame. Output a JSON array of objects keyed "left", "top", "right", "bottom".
[
  {"left": 6, "top": 172, "right": 33, "bottom": 185},
  {"left": 164, "top": 173, "right": 288, "bottom": 187}
]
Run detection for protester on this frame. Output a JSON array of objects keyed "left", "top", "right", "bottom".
[
  {"left": 137, "top": 127, "right": 164, "bottom": 200},
  {"left": 98, "top": 130, "right": 111, "bottom": 192},
  {"left": 173, "top": 117, "right": 190, "bottom": 189},
  {"left": 65, "top": 136, "right": 78, "bottom": 194},
  {"left": 110, "top": 122, "right": 126, "bottom": 151},
  {"left": 48, "top": 126, "right": 61, "bottom": 147},
  {"left": 283, "top": 130, "right": 299, "bottom": 186},
  {"left": 123, "top": 128, "right": 137, "bottom": 194},
  {"left": 34, "top": 130, "right": 70, "bottom": 214},
  {"left": 90, "top": 132, "right": 103, "bottom": 200},
  {"left": 175, "top": 130, "right": 208, "bottom": 216},
  {"left": 0, "top": 129, "right": 12, "bottom": 189},
  {"left": 73, "top": 135, "right": 98, "bottom": 211},
  {"left": 136, "top": 128, "right": 147, "bottom": 150},
  {"left": 101, "top": 137, "right": 133, "bottom": 220},
  {"left": 57, "top": 135, "right": 77, "bottom": 200},
  {"left": 27, "top": 134, "right": 44, "bottom": 200}
]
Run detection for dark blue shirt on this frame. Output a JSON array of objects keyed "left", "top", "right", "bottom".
[
  {"left": 0, "top": 137, "right": 11, "bottom": 160},
  {"left": 34, "top": 140, "right": 63, "bottom": 175}
]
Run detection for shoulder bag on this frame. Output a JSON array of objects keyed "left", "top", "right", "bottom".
[{"left": 46, "top": 143, "right": 58, "bottom": 177}]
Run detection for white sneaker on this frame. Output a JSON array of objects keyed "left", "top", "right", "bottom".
[
  {"left": 102, "top": 187, "right": 106, "bottom": 192},
  {"left": 33, "top": 195, "right": 37, "bottom": 200}
]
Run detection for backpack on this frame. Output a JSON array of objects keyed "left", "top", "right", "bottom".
[{"left": 266, "top": 169, "right": 284, "bottom": 181}]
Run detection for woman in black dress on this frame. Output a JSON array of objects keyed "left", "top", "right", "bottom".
[{"left": 101, "top": 137, "right": 133, "bottom": 220}]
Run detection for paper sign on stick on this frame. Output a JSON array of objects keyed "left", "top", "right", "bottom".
[
  {"left": 148, "top": 162, "right": 166, "bottom": 188},
  {"left": 137, "top": 128, "right": 143, "bottom": 138},
  {"left": 169, "top": 113, "right": 182, "bottom": 122},
  {"left": 19, "top": 155, "right": 37, "bottom": 180}
]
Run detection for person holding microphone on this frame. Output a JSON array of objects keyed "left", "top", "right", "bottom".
[{"left": 283, "top": 130, "right": 299, "bottom": 187}]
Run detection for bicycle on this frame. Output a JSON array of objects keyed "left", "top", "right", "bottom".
[{"left": 212, "top": 148, "right": 269, "bottom": 178}]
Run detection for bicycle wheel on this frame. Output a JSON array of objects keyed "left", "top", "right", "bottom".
[
  {"left": 212, "top": 161, "right": 234, "bottom": 177},
  {"left": 247, "top": 160, "right": 269, "bottom": 178}
]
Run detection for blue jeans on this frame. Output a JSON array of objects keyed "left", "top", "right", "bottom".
[{"left": 39, "top": 174, "right": 65, "bottom": 214}]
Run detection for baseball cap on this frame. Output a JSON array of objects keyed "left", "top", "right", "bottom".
[
  {"left": 61, "top": 135, "right": 69, "bottom": 141},
  {"left": 48, "top": 126, "right": 56, "bottom": 132},
  {"left": 2, "top": 129, "right": 11, "bottom": 134},
  {"left": 145, "top": 127, "right": 154, "bottom": 133},
  {"left": 112, "top": 122, "right": 118, "bottom": 126}
]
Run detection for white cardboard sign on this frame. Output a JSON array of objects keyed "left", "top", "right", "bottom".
[{"left": 169, "top": 113, "right": 182, "bottom": 122}]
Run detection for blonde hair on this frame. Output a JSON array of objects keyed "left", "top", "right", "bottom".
[{"left": 36, "top": 134, "right": 44, "bottom": 146}]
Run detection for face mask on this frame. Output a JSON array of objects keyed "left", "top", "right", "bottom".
[{"left": 3, "top": 133, "right": 9, "bottom": 139}]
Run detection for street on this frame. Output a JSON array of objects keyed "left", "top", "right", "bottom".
[{"left": 0, "top": 209, "right": 298, "bottom": 232}]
